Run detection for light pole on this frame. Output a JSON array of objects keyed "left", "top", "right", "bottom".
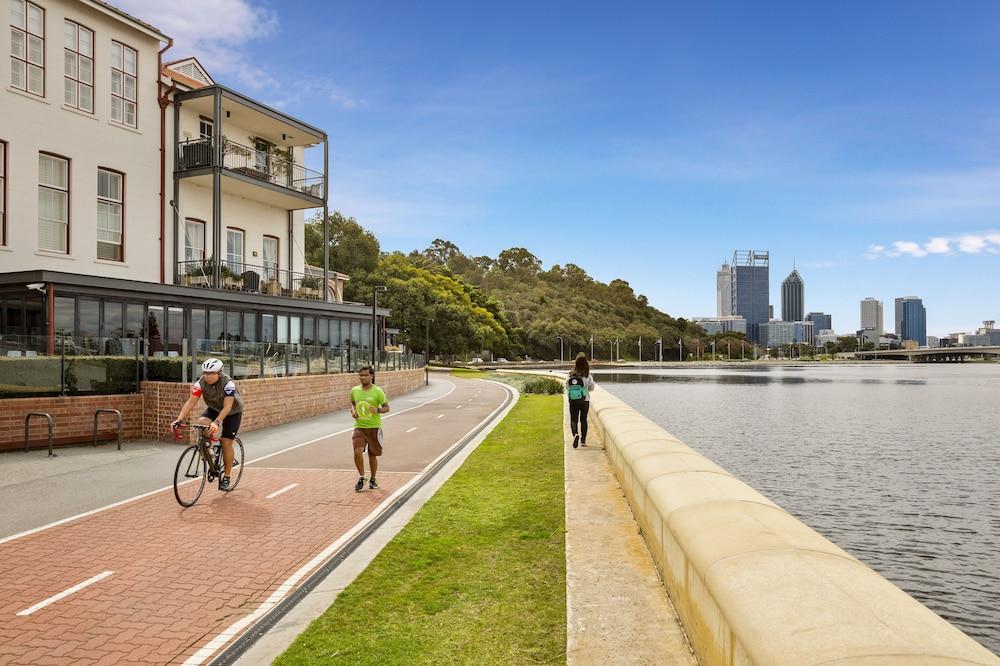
[
  {"left": 727, "top": 341, "right": 731, "bottom": 359},
  {"left": 656, "top": 338, "right": 663, "bottom": 363},
  {"left": 556, "top": 335, "right": 564, "bottom": 362},
  {"left": 607, "top": 339, "right": 613, "bottom": 363},
  {"left": 615, "top": 337, "right": 620, "bottom": 361},
  {"left": 638, "top": 336, "right": 642, "bottom": 363},
  {"left": 711, "top": 340, "right": 716, "bottom": 360},
  {"left": 424, "top": 317, "right": 433, "bottom": 386},
  {"left": 371, "top": 285, "right": 387, "bottom": 370},
  {"left": 590, "top": 334, "right": 594, "bottom": 361},
  {"left": 678, "top": 338, "right": 683, "bottom": 362}
]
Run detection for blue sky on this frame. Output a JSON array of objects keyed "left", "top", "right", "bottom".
[{"left": 127, "top": 0, "right": 1000, "bottom": 335}]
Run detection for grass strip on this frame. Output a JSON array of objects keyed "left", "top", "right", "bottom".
[{"left": 276, "top": 391, "right": 566, "bottom": 665}]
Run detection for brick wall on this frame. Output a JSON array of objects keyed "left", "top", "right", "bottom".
[
  {"left": 1, "top": 369, "right": 425, "bottom": 452},
  {"left": 141, "top": 368, "right": 425, "bottom": 441},
  {"left": 0, "top": 394, "right": 144, "bottom": 452}
]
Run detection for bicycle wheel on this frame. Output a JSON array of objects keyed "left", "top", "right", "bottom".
[
  {"left": 174, "top": 445, "right": 207, "bottom": 507},
  {"left": 223, "top": 438, "right": 245, "bottom": 491}
]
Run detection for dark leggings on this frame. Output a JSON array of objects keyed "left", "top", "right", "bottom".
[{"left": 569, "top": 401, "right": 590, "bottom": 441}]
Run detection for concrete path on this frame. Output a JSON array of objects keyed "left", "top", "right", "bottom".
[
  {"left": 0, "top": 376, "right": 511, "bottom": 665},
  {"left": 564, "top": 399, "right": 697, "bottom": 665}
]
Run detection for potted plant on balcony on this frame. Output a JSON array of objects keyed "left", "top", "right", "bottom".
[
  {"left": 297, "top": 275, "right": 321, "bottom": 299},
  {"left": 181, "top": 260, "right": 212, "bottom": 288},
  {"left": 264, "top": 275, "right": 283, "bottom": 296}
]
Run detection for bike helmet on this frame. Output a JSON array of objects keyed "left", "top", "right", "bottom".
[{"left": 202, "top": 358, "right": 224, "bottom": 373}]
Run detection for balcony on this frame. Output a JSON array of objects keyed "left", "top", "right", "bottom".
[
  {"left": 177, "top": 259, "right": 327, "bottom": 302},
  {"left": 177, "top": 137, "right": 325, "bottom": 208}
]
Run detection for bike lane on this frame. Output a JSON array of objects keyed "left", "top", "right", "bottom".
[{"left": 0, "top": 377, "right": 509, "bottom": 665}]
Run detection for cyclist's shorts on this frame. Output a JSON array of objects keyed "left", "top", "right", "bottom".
[
  {"left": 202, "top": 409, "right": 242, "bottom": 440},
  {"left": 352, "top": 428, "right": 383, "bottom": 456}
]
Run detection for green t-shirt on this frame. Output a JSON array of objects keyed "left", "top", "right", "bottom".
[{"left": 351, "top": 384, "right": 387, "bottom": 429}]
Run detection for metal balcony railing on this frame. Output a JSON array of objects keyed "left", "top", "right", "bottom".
[
  {"left": 177, "top": 259, "right": 325, "bottom": 301},
  {"left": 177, "top": 138, "right": 325, "bottom": 199}
]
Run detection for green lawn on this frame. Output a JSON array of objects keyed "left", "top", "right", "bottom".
[{"left": 276, "top": 392, "right": 566, "bottom": 665}]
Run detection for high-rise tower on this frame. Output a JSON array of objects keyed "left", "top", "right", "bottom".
[
  {"left": 731, "top": 250, "right": 769, "bottom": 342},
  {"left": 860, "top": 297, "right": 883, "bottom": 333},
  {"left": 716, "top": 262, "right": 732, "bottom": 316},
  {"left": 781, "top": 269, "right": 804, "bottom": 322}
]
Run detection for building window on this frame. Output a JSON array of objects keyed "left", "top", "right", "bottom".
[
  {"left": 199, "top": 117, "right": 213, "bottom": 140},
  {"left": 262, "top": 235, "right": 278, "bottom": 281},
  {"left": 63, "top": 20, "right": 93, "bottom": 112},
  {"left": 253, "top": 138, "right": 272, "bottom": 173},
  {"left": 10, "top": 0, "right": 44, "bottom": 96},
  {"left": 38, "top": 153, "right": 69, "bottom": 253},
  {"left": 111, "top": 41, "right": 137, "bottom": 127},
  {"left": 226, "top": 227, "right": 244, "bottom": 273},
  {"left": 184, "top": 218, "right": 205, "bottom": 263},
  {"left": 0, "top": 140, "right": 6, "bottom": 245},
  {"left": 97, "top": 168, "right": 123, "bottom": 261}
]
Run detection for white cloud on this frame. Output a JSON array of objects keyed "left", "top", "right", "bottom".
[{"left": 866, "top": 231, "right": 1000, "bottom": 258}]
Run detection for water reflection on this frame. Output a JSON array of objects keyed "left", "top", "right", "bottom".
[{"left": 597, "top": 365, "right": 999, "bottom": 653}]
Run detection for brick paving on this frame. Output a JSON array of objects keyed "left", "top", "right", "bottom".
[{"left": 0, "top": 377, "right": 510, "bottom": 665}]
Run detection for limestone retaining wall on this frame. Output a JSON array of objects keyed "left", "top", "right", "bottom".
[{"left": 588, "top": 387, "right": 998, "bottom": 665}]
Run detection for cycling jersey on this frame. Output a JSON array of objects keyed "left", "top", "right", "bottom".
[{"left": 192, "top": 372, "right": 243, "bottom": 414}]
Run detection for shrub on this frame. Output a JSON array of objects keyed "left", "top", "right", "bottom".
[{"left": 522, "top": 377, "right": 564, "bottom": 395}]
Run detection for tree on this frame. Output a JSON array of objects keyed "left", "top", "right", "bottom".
[
  {"left": 304, "top": 212, "right": 380, "bottom": 292},
  {"left": 423, "top": 239, "right": 461, "bottom": 265},
  {"left": 496, "top": 247, "right": 542, "bottom": 275}
]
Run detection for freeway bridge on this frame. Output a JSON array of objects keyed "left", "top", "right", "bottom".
[{"left": 849, "top": 345, "right": 1000, "bottom": 362}]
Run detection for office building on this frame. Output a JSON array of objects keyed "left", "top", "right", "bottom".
[
  {"left": 759, "top": 320, "right": 813, "bottom": 347},
  {"left": 716, "top": 262, "right": 732, "bottom": 317},
  {"left": 805, "top": 312, "right": 831, "bottom": 341},
  {"left": 894, "top": 297, "right": 927, "bottom": 346},
  {"left": 860, "top": 298, "right": 883, "bottom": 334},
  {"left": 731, "top": 250, "right": 769, "bottom": 342},
  {"left": 693, "top": 316, "right": 747, "bottom": 336},
  {"left": 781, "top": 269, "right": 804, "bottom": 322}
]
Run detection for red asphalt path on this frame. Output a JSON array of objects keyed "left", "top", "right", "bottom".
[{"left": 0, "top": 377, "right": 508, "bottom": 665}]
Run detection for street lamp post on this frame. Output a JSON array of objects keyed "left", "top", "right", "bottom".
[
  {"left": 371, "top": 285, "right": 387, "bottom": 370},
  {"left": 638, "top": 336, "right": 642, "bottom": 363},
  {"left": 556, "top": 336, "right": 564, "bottom": 362},
  {"left": 590, "top": 334, "right": 594, "bottom": 361},
  {"left": 607, "top": 339, "right": 613, "bottom": 363},
  {"left": 425, "top": 317, "right": 433, "bottom": 386},
  {"left": 678, "top": 338, "right": 683, "bottom": 362},
  {"left": 656, "top": 338, "right": 663, "bottom": 363}
]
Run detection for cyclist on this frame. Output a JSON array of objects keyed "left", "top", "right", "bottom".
[
  {"left": 350, "top": 365, "right": 390, "bottom": 491},
  {"left": 171, "top": 358, "right": 244, "bottom": 491}
]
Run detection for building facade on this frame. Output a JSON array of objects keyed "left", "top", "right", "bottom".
[
  {"left": 805, "top": 312, "right": 831, "bottom": 342},
  {"left": 759, "top": 320, "right": 813, "bottom": 347},
  {"left": 894, "top": 296, "right": 927, "bottom": 346},
  {"left": 693, "top": 316, "right": 747, "bottom": 336},
  {"left": 780, "top": 269, "right": 804, "bottom": 322},
  {"left": 0, "top": 0, "right": 390, "bottom": 361},
  {"left": 716, "top": 262, "right": 731, "bottom": 317},
  {"left": 860, "top": 297, "right": 883, "bottom": 334},
  {"left": 731, "top": 250, "right": 769, "bottom": 342}
]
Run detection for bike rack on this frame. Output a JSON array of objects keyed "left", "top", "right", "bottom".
[
  {"left": 24, "top": 412, "right": 56, "bottom": 457},
  {"left": 93, "top": 408, "right": 124, "bottom": 451}
]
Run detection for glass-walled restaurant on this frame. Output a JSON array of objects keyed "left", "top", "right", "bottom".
[{"left": 0, "top": 271, "right": 406, "bottom": 391}]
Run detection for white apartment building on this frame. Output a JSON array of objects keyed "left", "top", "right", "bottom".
[
  {"left": 1, "top": 0, "right": 379, "bottom": 356},
  {"left": 860, "top": 297, "right": 883, "bottom": 334}
]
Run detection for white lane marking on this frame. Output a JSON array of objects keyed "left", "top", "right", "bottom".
[
  {"left": 0, "top": 382, "right": 459, "bottom": 546},
  {"left": 436, "top": 414, "right": 444, "bottom": 419},
  {"left": 456, "top": 405, "right": 463, "bottom": 409},
  {"left": 182, "top": 381, "right": 517, "bottom": 666},
  {"left": 265, "top": 483, "right": 299, "bottom": 500},
  {"left": 17, "top": 571, "right": 113, "bottom": 616},
  {"left": 406, "top": 427, "right": 418, "bottom": 433}
]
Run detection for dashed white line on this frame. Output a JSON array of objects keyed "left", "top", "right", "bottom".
[
  {"left": 17, "top": 571, "right": 113, "bottom": 616},
  {"left": 406, "top": 427, "right": 418, "bottom": 433},
  {"left": 436, "top": 414, "right": 444, "bottom": 419},
  {"left": 456, "top": 405, "right": 463, "bottom": 409},
  {"left": 265, "top": 483, "right": 299, "bottom": 500}
]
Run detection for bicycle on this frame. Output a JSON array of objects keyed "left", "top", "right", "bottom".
[{"left": 172, "top": 423, "right": 245, "bottom": 507}]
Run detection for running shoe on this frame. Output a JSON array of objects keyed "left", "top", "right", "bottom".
[
  {"left": 220, "top": 476, "right": 231, "bottom": 491},
  {"left": 355, "top": 476, "right": 366, "bottom": 492},
  {"left": 572, "top": 434, "right": 580, "bottom": 449},
  {"left": 369, "top": 477, "right": 379, "bottom": 490}
]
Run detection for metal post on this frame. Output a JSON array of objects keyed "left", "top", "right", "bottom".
[
  {"left": 679, "top": 339, "right": 683, "bottom": 362},
  {"left": 425, "top": 318, "right": 432, "bottom": 385},
  {"left": 172, "top": 99, "right": 181, "bottom": 285},
  {"left": 322, "top": 137, "right": 330, "bottom": 302},
  {"left": 212, "top": 88, "right": 223, "bottom": 289},
  {"left": 181, "top": 337, "right": 188, "bottom": 383}
]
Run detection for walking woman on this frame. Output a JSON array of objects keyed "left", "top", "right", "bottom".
[{"left": 567, "top": 353, "right": 597, "bottom": 448}]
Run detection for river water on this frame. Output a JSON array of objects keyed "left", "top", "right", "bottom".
[{"left": 594, "top": 364, "right": 999, "bottom": 654}]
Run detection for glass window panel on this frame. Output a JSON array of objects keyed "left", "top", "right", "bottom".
[
  {"left": 79, "top": 27, "right": 92, "bottom": 56},
  {"left": 25, "top": 298, "right": 42, "bottom": 337},
  {"left": 64, "top": 49, "right": 75, "bottom": 77},
  {"left": 125, "top": 304, "right": 143, "bottom": 338},
  {"left": 111, "top": 43, "right": 121, "bottom": 69},
  {"left": 27, "top": 33, "right": 41, "bottom": 63},
  {"left": 27, "top": 63, "right": 42, "bottom": 93},
  {"left": 184, "top": 220, "right": 205, "bottom": 262},
  {"left": 63, "top": 19, "right": 75, "bottom": 48},
  {"left": 261, "top": 314, "right": 275, "bottom": 343},
  {"left": 242, "top": 312, "right": 257, "bottom": 342},
  {"left": 147, "top": 306, "right": 163, "bottom": 352},
  {"left": 124, "top": 101, "right": 136, "bottom": 127},
  {"left": 167, "top": 307, "right": 183, "bottom": 350},
  {"left": 63, "top": 77, "right": 75, "bottom": 106},
  {"left": 78, "top": 299, "right": 99, "bottom": 337},
  {"left": 226, "top": 311, "right": 240, "bottom": 341},
  {"left": 10, "top": 1, "right": 25, "bottom": 28},
  {"left": 103, "top": 302, "right": 123, "bottom": 338},
  {"left": 79, "top": 83, "right": 92, "bottom": 111},
  {"left": 11, "top": 27, "right": 24, "bottom": 57},
  {"left": 10, "top": 58, "right": 25, "bottom": 88},
  {"left": 39, "top": 154, "right": 67, "bottom": 187},
  {"left": 124, "top": 74, "right": 135, "bottom": 100},
  {"left": 209, "top": 310, "right": 224, "bottom": 340},
  {"left": 54, "top": 296, "right": 75, "bottom": 337},
  {"left": 4, "top": 297, "right": 23, "bottom": 333},
  {"left": 303, "top": 318, "right": 314, "bottom": 345},
  {"left": 290, "top": 317, "right": 301, "bottom": 345},
  {"left": 111, "top": 69, "right": 122, "bottom": 94},
  {"left": 276, "top": 315, "right": 288, "bottom": 343},
  {"left": 190, "top": 308, "right": 206, "bottom": 341},
  {"left": 124, "top": 47, "right": 135, "bottom": 74},
  {"left": 318, "top": 318, "right": 329, "bottom": 345},
  {"left": 360, "top": 322, "right": 370, "bottom": 350},
  {"left": 26, "top": 2, "right": 40, "bottom": 35},
  {"left": 79, "top": 57, "right": 91, "bottom": 83},
  {"left": 111, "top": 96, "right": 123, "bottom": 122}
]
